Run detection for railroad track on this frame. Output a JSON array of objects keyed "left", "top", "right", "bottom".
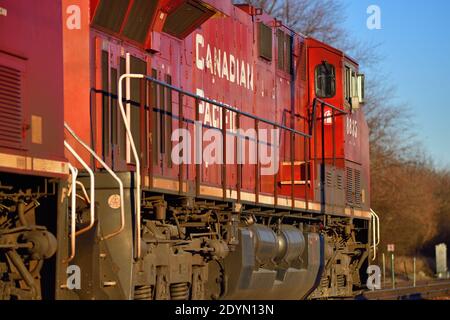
[{"left": 360, "top": 280, "right": 450, "bottom": 300}]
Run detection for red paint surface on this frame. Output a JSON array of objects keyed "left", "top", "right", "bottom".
[
  {"left": 1, "top": 0, "right": 370, "bottom": 211},
  {"left": 0, "top": 0, "right": 65, "bottom": 176}
]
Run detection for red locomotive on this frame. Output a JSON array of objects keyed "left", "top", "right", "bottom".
[{"left": 0, "top": 0, "right": 374, "bottom": 300}]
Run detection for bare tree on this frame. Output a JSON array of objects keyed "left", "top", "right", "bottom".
[
  {"left": 239, "top": 0, "right": 345, "bottom": 43},
  {"left": 238, "top": 0, "right": 448, "bottom": 262}
]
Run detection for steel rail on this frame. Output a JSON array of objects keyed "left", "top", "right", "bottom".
[{"left": 363, "top": 280, "right": 450, "bottom": 300}]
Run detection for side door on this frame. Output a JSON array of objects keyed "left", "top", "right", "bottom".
[{"left": 94, "top": 37, "right": 147, "bottom": 172}]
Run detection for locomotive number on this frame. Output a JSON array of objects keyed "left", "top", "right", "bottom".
[{"left": 346, "top": 117, "right": 358, "bottom": 139}]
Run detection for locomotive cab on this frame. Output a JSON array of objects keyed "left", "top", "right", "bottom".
[{"left": 306, "top": 39, "right": 370, "bottom": 297}]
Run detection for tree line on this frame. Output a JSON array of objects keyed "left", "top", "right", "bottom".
[{"left": 238, "top": 0, "right": 449, "bottom": 262}]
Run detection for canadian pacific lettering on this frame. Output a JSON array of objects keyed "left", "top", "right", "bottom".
[{"left": 196, "top": 33, "right": 254, "bottom": 91}]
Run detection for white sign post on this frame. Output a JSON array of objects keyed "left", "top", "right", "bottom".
[
  {"left": 436, "top": 243, "right": 448, "bottom": 279},
  {"left": 387, "top": 244, "right": 395, "bottom": 288}
]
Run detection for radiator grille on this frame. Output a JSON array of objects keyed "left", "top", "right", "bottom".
[
  {"left": 122, "top": 0, "right": 158, "bottom": 43},
  {"left": 163, "top": 1, "right": 213, "bottom": 39},
  {"left": 92, "top": 0, "right": 130, "bottom": 33},
  {"left": 0, "top": 64, "right": 23, "bottom": 148}
]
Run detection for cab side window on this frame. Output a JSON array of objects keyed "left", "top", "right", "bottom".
[{"left": 315, "top": 62, "right": 336, "bottom": 98}]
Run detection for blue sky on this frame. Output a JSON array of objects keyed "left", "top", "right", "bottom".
[{"left": 343, "top": 0, "right": 450, "bottom": 168}]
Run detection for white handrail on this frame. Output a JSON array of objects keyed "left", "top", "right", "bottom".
[
  {"left": 370, "top": 208, "right": 381, "bottom": 261},
  {"left": 375, "top": 211, "right": 380, "bottom": 246},
  {"left": 64, "top": 122, "right": 125, "bottom": 240},
  {"left": 371, "top": 209, "right": 380, "bottom": 246},
  {"left": 64, "top": 141, "right": 95, "bottom": 236},
  {"left": 75, "top": 181, "right": 90, "bottom": 203},
  {"left": 372, "top": 212, "right": 376, "bottom": 260},
  {"left": 118, "top": 73, "right": 144, "bottom": 259},
  {"left": 63, "top": 164, "right": 78, "bottom": 263}
]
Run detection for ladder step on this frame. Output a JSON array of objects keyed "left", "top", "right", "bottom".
[
  {"left": 281, "top": 161, "right": 305, "bottom": 166},
  {"left": 279, "top": 180, "right": 311, "bottom": 185}
]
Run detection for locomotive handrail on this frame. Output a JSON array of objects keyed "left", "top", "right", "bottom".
[
  {"left": 64, "top": 122, "right": 126, "bottom": 241},
  {"left": 144, "top": 75, "right": 312, "bottom": 206},
  {"left": 63, "top": 163, "right": 77, "bottom": 263},
  {"left": 144, "top": 75, "right": 312, "bottom": 139},
  {"left": 75, "top": 181, "right": 90, "bottom": 203},
  {"left": 310, "top": 98, "right": 348, "bottom": 213},
  {"left": 91, "top": 88, "right": 288, "bottom": 144},
  {"left": 370, "top": 209, "right": 381, "bottom": 261},
  {"left": 309, "top": 98, "right": 347, "bottom": 137},
  {"left": 64, "top": 141, "right": 95, "bottom": 236},
  {"left": 118, "top": 73, "right": 144, "bottom": 259},
  {"left": 373, "top": 210, "right": 380, "bottom": 246},
  {"left": 313, "top": 98, "right": 348, "bottom": 114}
]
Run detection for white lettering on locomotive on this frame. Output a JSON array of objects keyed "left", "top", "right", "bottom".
[
  {"left": 324, "top": 110, "right": 333, "bottom": 125},
  {"left": 196, "top": 88, "right": 237, "bottom": 131},
  {"left": 196, "top": 33, "right": 254, "bottom": 91},
  {"left": 346, "top": 117, "right": 358, "bottom": 139}
]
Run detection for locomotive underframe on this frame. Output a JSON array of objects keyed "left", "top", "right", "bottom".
[
  {"left": 49, "top": 172, "right": 369, "bottom": 300},
  {"left": 0, "top": 167, "right": 369, "bottom": 301},
  {"left": 0, "top": 174, "right": 58, "bottom": 300}
]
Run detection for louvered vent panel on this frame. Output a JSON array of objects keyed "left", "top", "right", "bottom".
[
  {"left": 354, "top": 169, "right": 362, "bottom": 207},
  {"left": 346, "top": 167, "right": 353, "bottom": 205},
  {"left": 326, "top": 170, "right": 333, "bottom": 188},
  {"left": 0, "top": 65, "right": 22, "bottom": 148},
  {"left": 337, "top": 172, "right": 343, "bottom": 190}
]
